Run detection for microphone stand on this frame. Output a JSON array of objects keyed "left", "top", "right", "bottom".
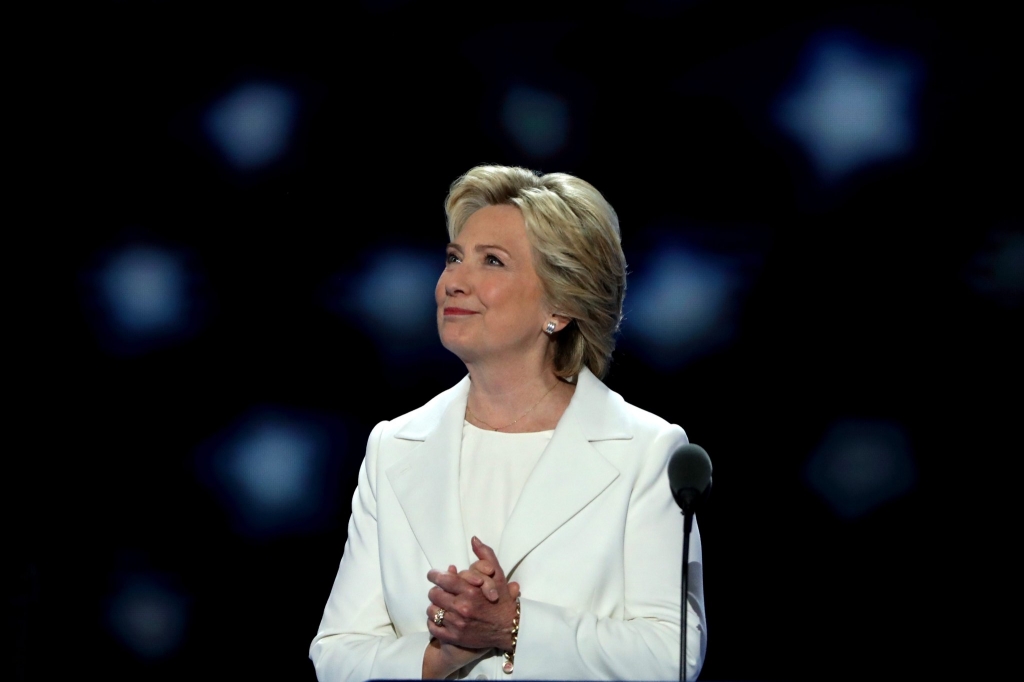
[
  {"left": 679, "top": 509, "right": 694, "bottom": 682},
  {"left": 668, "top": 442, "right": 711, "bottom": 682}
]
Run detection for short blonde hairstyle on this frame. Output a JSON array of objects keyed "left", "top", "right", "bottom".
[{"left": 445, "top": 165, "right": 627, "bottom": 379}]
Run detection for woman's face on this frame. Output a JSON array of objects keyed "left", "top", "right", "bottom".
[{"left": 435, "top": 204, "right": 551, "bottom": 366}]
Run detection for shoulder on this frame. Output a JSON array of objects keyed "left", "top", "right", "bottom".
[
  {"left": 574, "top": 367, "right": 687, "bottom": 445},
  {"left": 574, "top": 388, "right": 687, "bottom": 503},
  {"left": 615, "top": 397, "right": 689, "bottom": 473},
  {"left": 623, "top": 400, "right": 687, "bottom": 445}
]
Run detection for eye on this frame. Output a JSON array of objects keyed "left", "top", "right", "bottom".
[
  {"left": 485, "top": 254, "right": 504, "bottom": 266},
  {"left": 446, "top": 251, "right": 461, "bottom": 264}
]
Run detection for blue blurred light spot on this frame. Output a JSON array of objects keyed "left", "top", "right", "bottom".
[
  {"left": 326, "top": 248, "right": 439, "bottom": 356},
  {"left": 106, "top": 575, "right": 188, "bottom": 659},
  {"left": 355, "top": 250, "right": 438, "bottom": 336},
  {"left": 501, "top": 86, "right": 570, "bottom": 159},
  {"left": 804, "top": 419, "right": 917, "bottom": 519},
  {"left": 624, "top": 246, "right": 742, "bottom": 367},
  {"left": 229, "top": 422, "right": 315, "bottom": 509},
  {"left": 204, "top": 82, "right": 298, "bottom": 170},
  {"left": 100, "top": 246, "right": 186, "bottom": 337},
  {"left": 775, "top": 31, "right": 921, "bottom": 182},
  {"left": 198, "top": 409, "right": 341, "bottom": 538}
]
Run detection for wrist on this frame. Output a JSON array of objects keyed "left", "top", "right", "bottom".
[
  {"left": 424, "top": 639, "right": 486, "bottom": 680},
  {"left": 424, "top": 639, "right": 457, "bottom": 679}
]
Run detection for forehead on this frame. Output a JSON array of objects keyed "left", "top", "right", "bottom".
[{"left": 456, "top": 204, "right": 531, "bottom": 251}]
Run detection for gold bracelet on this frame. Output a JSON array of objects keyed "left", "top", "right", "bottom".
[{"left": 501, "top": 597, "right": 521, "bottom": 674}]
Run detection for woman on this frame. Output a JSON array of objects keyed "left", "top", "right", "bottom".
[{"left": 310, "top": 165, "right": 707, "bottom": 680}]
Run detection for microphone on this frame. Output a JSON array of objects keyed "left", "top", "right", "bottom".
[
  {"left": 668, "top": 443, "right": 712, "bottom": 682},
  {"left": 668, "top": 443, "right": 713, "bottom": 515}
]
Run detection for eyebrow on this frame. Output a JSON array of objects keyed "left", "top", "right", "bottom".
[
  {"left": 446, "top": 243, "right": 512, "bottom": 255},
  {"left": 474, "top": 244, "right": 510, "bottom": 254}
]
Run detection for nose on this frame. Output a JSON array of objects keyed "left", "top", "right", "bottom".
[{"left": 441, "top": 268, "right": 468, "bottom": 297}]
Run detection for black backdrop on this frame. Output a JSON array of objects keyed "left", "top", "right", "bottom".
[{"left": 15, "top": 3, "right": 1018, "bottom": 681}]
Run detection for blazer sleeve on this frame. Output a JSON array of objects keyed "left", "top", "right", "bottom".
[
  {"left": 511, "top": 424, "right": 707, "bottom": 681},
  {"left": 309, "top": 421, "right": 432, "bottom": 681}
]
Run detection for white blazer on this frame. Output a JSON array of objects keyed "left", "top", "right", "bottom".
[{"left": 310, "top": 367, "right": 707, "bottom": 681}]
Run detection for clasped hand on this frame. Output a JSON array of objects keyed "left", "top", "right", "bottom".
[{"left": 426, "top": 536, "right": 520, "bottom": 652}]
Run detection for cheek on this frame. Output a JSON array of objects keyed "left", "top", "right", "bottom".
[
  {"left": 475, "top": 276, "right": 507, "bottom": 307},
  {"left": 434, "top": 273, "right": 445, "bottom": 305}
]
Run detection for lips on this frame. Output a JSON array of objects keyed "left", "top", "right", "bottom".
[{"left": 443, "top": 307, "right": 477, "bottom": 316}]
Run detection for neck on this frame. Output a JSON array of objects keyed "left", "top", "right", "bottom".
[
  {"left": 463, "top": 338, "right": 558, "bottom": 398},
  {"left": 463, "top": 352, "right": 571, "bottom": 432},
  {"left": 465, "top": 360, "right": 559, "bottom": 408}
]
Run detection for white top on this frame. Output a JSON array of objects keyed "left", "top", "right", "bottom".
[{"left": 459, "top": 421, "right": 554, "bottom": 556}]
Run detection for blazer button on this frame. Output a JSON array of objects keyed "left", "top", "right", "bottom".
[{"left": 476, "top": 675, "right": 488, "bottom": 680}]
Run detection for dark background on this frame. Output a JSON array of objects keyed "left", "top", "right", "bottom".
[{"left": 14, "top": 3, "right": 1018, "bottom": 681}]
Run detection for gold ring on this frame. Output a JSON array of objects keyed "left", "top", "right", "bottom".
[{"left": 433, "top": 608, "right": 446, "bottom": 626}]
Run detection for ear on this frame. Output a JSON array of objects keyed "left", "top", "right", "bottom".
[{"left": 548, "top": 313, "right": 573, "bottom": 333}]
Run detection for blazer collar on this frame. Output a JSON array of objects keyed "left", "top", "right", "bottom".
[{"left": 386, "top": 367, "right": 632, "bottom": 574}]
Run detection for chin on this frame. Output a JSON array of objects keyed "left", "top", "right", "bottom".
[
  {"left": 439, "top": 329, "right": 469, "bottom": 356},
  {"left": 441, "top": 334, "right": 489, "bottom": 366}
]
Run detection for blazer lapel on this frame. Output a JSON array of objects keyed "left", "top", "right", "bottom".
[
  {"left": 385, "top": 376, "right": 472, "bottom": 571},
  {"left": 498, "top": 368, "right": 631, "bottom": 575}
]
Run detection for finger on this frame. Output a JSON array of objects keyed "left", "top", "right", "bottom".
[
  {"left": 457, "top": 569, "right": 485, "bottom": 587},
  {"left": 427, "top": 600, "right": 448, "bottom": 621},
  {"left": 428, "top": 586, "right": 460, "bottom": 610},
  {"left": 448, "top": 565, "right": 458, "bottom": 574},
  {"left": 483, "top": 580, "right": 499, "bottom": 602},
  {"left": 469, "top": 559, "right": 495, "bottom": 576},
  {"left": 457, "top": 570, "right": 497, "bottom": 602},
  {"left": 470, "top": 536, "right": 504, "bottom": 581},
  {"left": 509, "top": 581, "right": 521, "bottom": 600},
  {"left": 428, "top": 620, "right": 458, "bottom": 645},
  {"left": 427, "top": 602, "right": 467, "bottom": 633},
  {"left": 428, "top": 617, "right": 469, "bottom": 646},
  {"left": 427, "top": 570, "right": 474, "bottom": 594},
  {"left": 427, "top": 604, "right": 444, "bottom": 621}
]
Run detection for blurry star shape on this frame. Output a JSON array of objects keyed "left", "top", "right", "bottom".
[{"left": 776, "top": 33, "right": 922, "bottom": 182}]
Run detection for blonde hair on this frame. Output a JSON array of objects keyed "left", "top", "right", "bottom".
[{"left": 445, "top": 165, "right": 627, "bottom": 379}]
